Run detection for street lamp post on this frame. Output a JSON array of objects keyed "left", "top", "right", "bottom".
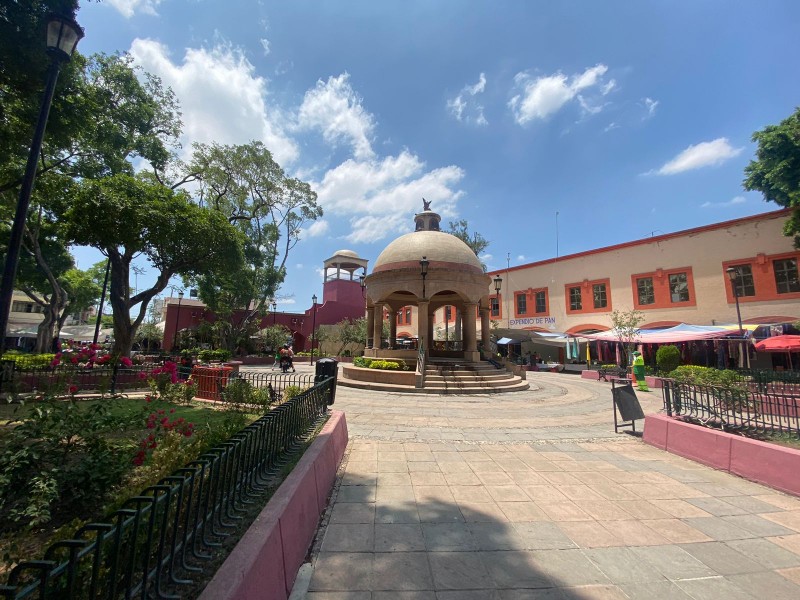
[
  {"left": 172, "top": 291, "right": 184, "bottom": 352},
  {"left": 310, "top": 294, "right": 318, "bottom": 364},
  {"left": 0, "top": 15, "right": 84, "bottom": 354},
  {"left": 360, "top": 275, "right": 368, "bottom": 349},
  {"left": 419, "top": 256, "right": 429, "bottom": 298},
  {"left": 272, "top": 300, "right": 277, "bottom": 325}
]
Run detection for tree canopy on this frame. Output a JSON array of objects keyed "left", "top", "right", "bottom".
[
  {"left": 447, "top": 219, "right": 489, "bottom": 271},
  {"left": 743, "top": 106, "right": 800, "bottom": 248}
]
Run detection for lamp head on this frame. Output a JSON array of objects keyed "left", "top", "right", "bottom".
[
  {"left": 726, "top": 266, "right": 737, "bottom": 282},
  {"left": 46, "top": 14, "right": 84, "bottom": 61},
  {"left": 493, "top": 275, "right": 502, "bottom": 293},
  {"left": 312, "top": 294, "right": 317, "bottom": 304},
  {"left": 178, "top": 290, "right": 184, "bottom": 299},
  {"left": 419, "top": 256, "right": 429, "bottom": 276}
]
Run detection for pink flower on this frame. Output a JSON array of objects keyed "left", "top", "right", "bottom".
[
  {"left": 137, "top": 372, "right": 148, "bottom": 380},
  {"left": 50, "top": 359, "right": 60, "bottom": 367},
  {"left": 169, "top": 408, "right": 175, "bottom": 414},
  {"left": 68, "top": 385, "right": 78, "bottom": 394},
  {"left": 70, "top": 356, "right": 78, "bottom": 364},
  {"left": 120, "top": 356, "right": 133, "bottom": 367}
]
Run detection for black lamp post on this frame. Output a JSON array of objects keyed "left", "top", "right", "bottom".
[
  {"left": 172, "top": 291, "right": 184, "bottom": 351},
  {"left": 726, "top": 267, "right": 744, "bottom": 338},
  {"left": 0, "top": 14, "right": 84, "bottom": 354},
  {"left": 310, "top": 294, "right": 318, "bottom": 364},
  {"left": 420, "top": 256, "right": 429, "bottom": 298},
  {"left": 271, "top": 300, "right": 277, "bottom": 325},
  {"left": 493, "top": 275, "right": 502, "bottom": 317}
]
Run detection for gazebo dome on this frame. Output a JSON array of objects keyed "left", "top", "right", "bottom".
[
  {"left": 373, "top": 230, "right": 483, "bottom": 275},
  {"left": 334, "top": 249, "right": 359, "bottom": 258}
]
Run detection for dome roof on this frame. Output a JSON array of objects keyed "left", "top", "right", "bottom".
[
  {"left": 373, "top": 231, "right": 483, "bottom": 274},
  {"left": 333, "top": 249, "right": 359, "bottom": 258}
]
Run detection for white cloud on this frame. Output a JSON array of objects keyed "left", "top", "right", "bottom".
[
  {"left": 107, "top": 0, "right": 163, "bottom": 18},
  {"left": 129, "top": 39, "right": 299, "bottom": 165},
  {"left": 296, "top": 73, "right": 375, "bottom": 160},
  {"left": 447, "top": 73, "right": 488, "bottom": 125},
  {"left": 701, "top": 196, "right": 747, "bottom": 209},
  {"left": 516, "top": 255, "right": 526, "bottom": 262},
  {"left": 604, "top": 122, "right": 619, "bottom": 133},
  {"left": 509, "top": 64, "right": 611, "bottom": 124},
  {"left": 260, "top": 38, "right": 271, "bottom": 56},
  {"left": 312, "top": 150, "right": 465, "bottom": 243},
  {"left": 303, "top": 220, "right": 330, "bottom": 238},
  {"left": 480, "top": 253, "right": 493, "bottom": 264},
  {"left": 643, "top": 97, "right": 659, "bottom": 119},
  {"left": 652, "top": 137, "right": 743, "bottom": 175}
]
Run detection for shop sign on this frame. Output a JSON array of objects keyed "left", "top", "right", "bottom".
[{"left": 509, "top": 317, "right": 556, "bottom": 327}]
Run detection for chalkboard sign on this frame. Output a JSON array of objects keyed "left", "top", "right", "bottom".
[{"left": 612, "top": 381, "right": 645, "bottom": 433}]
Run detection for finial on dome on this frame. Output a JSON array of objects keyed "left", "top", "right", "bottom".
[
  {"left": 414, "top": 200, "right": 441, "bottom": 232},
  {"left": 422, "top": 198, "right": 432, "bottom": 211}
]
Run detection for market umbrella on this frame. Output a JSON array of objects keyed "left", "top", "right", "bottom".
[{"left": 754, "top": 335, "right": 800, "bottom": 369}]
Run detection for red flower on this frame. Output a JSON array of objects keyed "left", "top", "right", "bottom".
[
  {"left": 68, "top": 385, "right": 78, "bottom": 394},
  {"left": 137, "top": 371, "right": 148, "bottom": 380},
  {"left": 120, "top": 356, "right": 133, "bottom": 367},
  {"left": 70, "top": 356, "right": 78, "bottom": 364},
  {"left": 50, "top": 359, "right": 60, "bottom": 367},
  {"left": 169, "top": 408, "right": 175, "bottom": 414}
]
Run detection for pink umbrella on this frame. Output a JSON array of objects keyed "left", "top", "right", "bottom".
[{"left": 754, "top": 335, "right": 800, "bottom": 369}]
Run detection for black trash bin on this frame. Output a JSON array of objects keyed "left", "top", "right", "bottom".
[{"left": 314, "top": 358, "right": 338, "bottom": 405}]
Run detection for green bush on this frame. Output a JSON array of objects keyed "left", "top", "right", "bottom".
[
  {"left": 368, "top": 360, "right": 401, "bottom": 370},
  {"left": 197, "top": 349, "right": 232, "bottom": 363},
  {"left": 656, "top": 345, "right": 681, "bottom": 374},
  {"left": 354, "top": 356, "right": 373, "bottom": 368},
  {"left": 0, "top": 352, "right": 56, "bottom": 369}
]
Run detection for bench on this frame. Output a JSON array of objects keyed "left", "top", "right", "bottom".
[{"left": 598, "top": 366, "right": 629, "bottom": 382}]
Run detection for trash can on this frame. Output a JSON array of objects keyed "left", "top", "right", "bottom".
[
  {"left": 315, "top": 358, "right": 339, "bottom": 405},
  {"left": 191, "top": 365, "right": 233, "bottom": 401}
]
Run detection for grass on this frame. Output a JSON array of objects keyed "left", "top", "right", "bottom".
[{"left": 761, "top": 431, "right": 800, "bottom": 451}]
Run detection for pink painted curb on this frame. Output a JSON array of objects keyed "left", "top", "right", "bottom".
[
  {"left": 199, "top": 410, "right": 348, "bottom": 600},
  {"left": 643, "top": 413, "right": 800, "bottom": 497}
]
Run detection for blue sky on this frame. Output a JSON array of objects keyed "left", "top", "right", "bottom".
[{"left": 71, "top": 0, "right": 800, "bottom": 313}]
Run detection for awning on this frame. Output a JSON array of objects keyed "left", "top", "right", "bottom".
[
  {"left": 496, "top": 337, "right": 519, "bottom": 345},
  {"left": 582, "top": 323, "right": 750, "bottom": 344}
]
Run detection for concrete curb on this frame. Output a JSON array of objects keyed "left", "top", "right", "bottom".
[
  {"left": 643, "top": 413, "right": 800, "bottom": 497},
  {"left": 199, "top": 410, "right": 348, "bottom": 600}
]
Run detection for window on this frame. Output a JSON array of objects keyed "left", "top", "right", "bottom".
[
  {"left": 592, "top": 283, "right": 607, "bottom": 309},
  {"left": 490, "top": 297, "right": 500, "bottom": 317},
  {"left": 396, "top": 306, "right": 413, "bottom": 325},
  {"left": 405, "top": 307, "right": 412, "bottom": 324},
  {"left": 11, "top": 301, "right": 41, "bottom": 313},
  {"left": 774, "top": 258, "right": 800, "bottom": 294},
  {"left": 534, "top": 291, "right": 546, "bottom": 314},
  {"left": 516, "top": 294, "right": 527, "bottom": 315},
  {"left": 731, "top": 265, "right": 756, "bottom": 297},
  {"left": 669, "top": 272, "right": 690, "bottom": 302},
  {"left": 637, "top": 277, "right": 655, "bottom": 305},
  {"left": 569, "top": 287, "right": 582, "bottom": 311}
]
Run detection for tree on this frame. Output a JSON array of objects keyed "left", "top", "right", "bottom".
[
  {"left": 255, "top": 324, "right": 293, "bottom": 355},
  {"left": 610, "top": 309, "right": 645, "bottom": 368},
  {"left": 60, "top": 174, "right": 245, "bottom": 356},
  {"left": 447, "top": 219, "right": 489, "bottom": 270},
  {"left": 186, "top": 141, "right": 322, "bottom": 350},
  {"left": 743, "top": 107, "right": 800, "bottom": 248}
]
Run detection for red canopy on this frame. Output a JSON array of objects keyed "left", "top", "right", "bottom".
[{"left": 754, "top": 335, "right": 800, "bottom": 352}]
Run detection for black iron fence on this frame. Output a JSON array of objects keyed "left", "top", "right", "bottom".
[
  {"left": 0, "top": 376, "right": 334, "bottom": 599},
  {"left": 0, "top": 362, "right": 152, "bottom": 396},
  {"left": 662, "top": 378, "right": 800, "bottom": 438}
]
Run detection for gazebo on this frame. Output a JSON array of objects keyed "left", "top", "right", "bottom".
[{"left": 363, "top": 202, "right": 492, "bottom": 363}]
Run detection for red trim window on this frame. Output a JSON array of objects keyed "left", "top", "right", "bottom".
[
  {"left": 515, "top": 293, "right": 527, "bottom": 316},
  {"left": 489, "top": 294, "right": 502, "bottom": 320},
  {"left": 722, "top": 252, "right": 800, "bottom": 303},
  {"left": 631, "top": 268, "right": 697, "bottom": 310},
  {"left": 396, "top": 305, "right": 413, "bottom": 326},
  {"left": 565, "top": 278, "right": 612, "bottom": 315}
]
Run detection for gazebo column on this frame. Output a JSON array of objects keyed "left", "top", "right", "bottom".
[
  {"left": 389, "top": 310, "right": 397, "bottom": 349},
  {"left": 366, "top": 306, "right": 375, "bottom": 349},
  {"left": 373, "top": 303, "right": 384, "bottom": 349},
  {"left": 480, "top": 307, "right": 491, "bottom": 355},
  {"left": 463, "top": 302, "right": 479, "bottom": 361},
  {"left": 417, "top": 300, "right": 429, "bottom": 355}
]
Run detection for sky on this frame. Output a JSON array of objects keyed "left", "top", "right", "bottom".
[{"left": 70, "top": 0, "right": 800, "bottom": 314}]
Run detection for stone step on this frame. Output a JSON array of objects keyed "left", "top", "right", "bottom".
[
  {"left": 425, "top": 373, "right": 514, "bottom": 382},
  {"left": 424, "top": 377, "right": 525, "bottom": 389},
  {"left": 338, "top": 377, "right": 529, "bottom": 394}
]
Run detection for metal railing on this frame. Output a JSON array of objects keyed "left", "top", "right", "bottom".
[
  {"left": 0, "top": 363, "right": 153, "bottom": 396},
  {"left": 662, "top": 378, "right": 800, "bottom": 438},
  {"left": 0, "top": 377, "right": 334, "bottom": 599},
  {"left": 415, "top": 341, "right": 426, "bottom": 389}
]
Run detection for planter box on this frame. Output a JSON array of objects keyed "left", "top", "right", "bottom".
[
  {"left": 581, "top": 370, "right": 601, "bottom": 380},
  {"left": 342, "top": 364, "right": 416, "bottom": 386},
  {"left": 200, "top": 411, "right": 348, "bottom": 600},
  {"left": 645, "top": 375, "right": 664, "bottom": 388},
  {"left": 643, "top": 414, "right": 800, "bottom": 497}
]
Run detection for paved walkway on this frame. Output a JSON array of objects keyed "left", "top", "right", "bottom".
[{"left": 299, "top": 371, "right": 800, "bottom": 599}]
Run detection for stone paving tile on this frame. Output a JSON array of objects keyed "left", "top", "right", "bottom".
[
  {"left": 777, "top": 566, "right": 800, "bottom": 585},
  {"left": 723, "top": 514, "right": 797, "bottom": 537},
  {"left": 583, "top": 547, "right": 667, "bottom": 583},
  {"left": 618, "top": 580, "right": 694, "bottom": 599},
  {"left": 480, "top": 550, "right": 552, "bottom": 589},
  {"left": 768, "top": 533, "right": 800, "bottom": 555},
  {"left": 374, "top": 524, "right": 426, "bottom": 552},
  {"left": 421, "top": 522, "right": 476, "bottom": 551},
  {"left": 629, "top": 545, "right": 717, "bottom": 580},
  {"left": 647, "top": 498, "right": 712, "bottom": 518},
  {"left": 683, "top": 516, "right": 759, "bottom": 541},
  {"left": 761, "top": 509, "right": 800, "bottom": 532},
  {"left": 321, "top": 524, "right": 374, "bottom": 552},
  {"left": 673, "top": 576, "right": 758, "bottom": 600},
  {"left": 330, "top": 503, "right": 375, "bottom": 524},
  {"left": 496, "top": 500, "right": 549, "bottom": 522},
  {"left": 468, "top": 522, "right": 527, "bottom": 551},
  {"left": 428, "top": 551, "right": 494, "bottom": 590},
  {"left": 309, "top": 552, "right": 373, "bottom": 591},
  {"left": 557, "top": 521, "right": 624, "bottom": 549},
  {"left": 639, "top": 518, "right": 712, "bottom": 543},
  {"left": 305, "top": 592, "right": 371, "bottom": 600},
  {"left": 726, "top": 538, "right": 800, "bottom": 569},
  {"left": 457, "top": 501, "right": 510, "bottom": 523},
  {"left": 728, "top": 571, "right": 800, "bottom": 600},
  {"left": 678, "top": 541, "right": 766, "bottom": 575}
]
